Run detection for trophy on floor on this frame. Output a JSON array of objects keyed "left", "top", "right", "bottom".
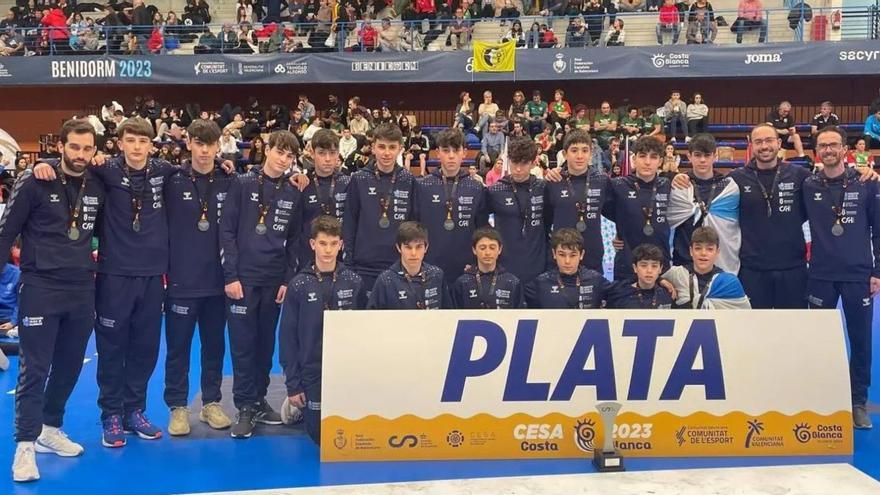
[{"left": 592, "top": 401, "right": 625, "bottom": 472}]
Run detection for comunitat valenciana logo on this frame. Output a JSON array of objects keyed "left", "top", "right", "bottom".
[
  {"left": 744, "top": 53, "right": 782, "bottom": 65},
  {"left": 650, "top": 53, "right": 690, "bottom": 69}
]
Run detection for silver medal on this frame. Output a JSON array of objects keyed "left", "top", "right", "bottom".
[
  {"left": 378, "top": 216, "right": 391, "bottom": 229},
  {"left": 831, "top": 223, "right": 844, "bottom": 237},
  {"left": 643, "top": 224, "right": 654, "bottom": 236},
  {"left": 68, "top": 227, "right": 80, "bottom": 241},
  {"left": 255, "top": 222, "right": 268, "bottom": 235},
  {"left": 132, "top": 220, "right": 141, "bottom": 232},
  {"left": 576, "top": 220, "right": 587, "bottom": 232},
  {"left": 443, "top": 219, "right": 455, "bottom": 231},
  {"left": 197, "top": 219, "right": 210, "bottom": 232}
]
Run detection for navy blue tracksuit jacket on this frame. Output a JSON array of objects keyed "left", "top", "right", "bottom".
[
  {"left": 413, "top": 168, "right": 488, "bottom": 284},
  {"left": 486, "top": 175, "right": 549, "bottom": 284}
]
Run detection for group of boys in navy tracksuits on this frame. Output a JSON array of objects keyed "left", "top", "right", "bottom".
[{"left": 5, "top": 118, "right": 879, "bottom": 483}]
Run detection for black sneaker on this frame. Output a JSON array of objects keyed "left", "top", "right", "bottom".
[
  {"left": 231, "top": 407, "right": 257, "bottom": 439},
  {"left": 255, "top": 399, "right": 283, "bottom": 425}
]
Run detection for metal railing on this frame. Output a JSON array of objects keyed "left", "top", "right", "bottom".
[{"left": 1, "top": 6, "right": 873, "bottom": 56}]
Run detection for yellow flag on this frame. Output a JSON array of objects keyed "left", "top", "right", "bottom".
[{"left": 472, "top": 40, "right": 516, "bottom": 73}]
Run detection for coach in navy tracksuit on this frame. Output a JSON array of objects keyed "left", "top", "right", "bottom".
[
  {"left": 280, "top": 216, "right": 365, "bottom": 445},
  {"left": 803, "top": 126, "right": 880, "bottom": 430},
  {"left": 727, "top": 124, "right": 811, "bottom": 309},
  {"left": 543, "top": 129, "right": 611, "bottom": 272},
  {"left": 413, "top": 128, "right": 488, "bottom": 285},
  {"left": 486, "top": 137, "right": 549, "bottom": 285},
  {"left": 368, "top": 221, "right": 448, "bottom": 309},
  {"left": 36, "top": 118, "right": 184, "bottom": 446},
  {"left": 163, "top": 120, "right": 235, "bottom": 435},
  {"left": 4, "top": 120, "right": 103, "bottom": 482},
  {"left": 450, "top": 226, "right": 523, "bottom": 309},
  {"left": 605, "top": 136, "right": 671, "bottom": 281},
  {"left": 343, "top": 124, "right": 414, "bottom": 291},
  {"left": 297, "top": 130, "right": 350, "bottom": 270},
  {"left": 525, "top": 228, "right": 609, "bottom": 309},
  {"left": 221, "top": 130, "right": 302, "bottom": 439}
]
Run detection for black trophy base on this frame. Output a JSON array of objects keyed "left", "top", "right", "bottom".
[{"left": 593, "top": 449, "right": 625, "bottom": 472}]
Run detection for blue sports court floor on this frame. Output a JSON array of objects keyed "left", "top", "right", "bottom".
[{"left": 1, "top": 306, "right": 879, "bottom": 495}]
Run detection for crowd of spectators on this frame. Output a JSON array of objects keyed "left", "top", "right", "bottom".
[
  {"left": 8, "top": 88, "right": 879, "bottom": 203},
  {"left": 0, "top": 0, "right": 782, "bottom": 56}
]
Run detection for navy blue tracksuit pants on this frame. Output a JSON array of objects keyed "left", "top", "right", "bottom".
[
  {"left": 739, "top": 265, "right": 808, "bottom": 309},
  {"left": 15, "top": 285, "right": 94, "bottom": 442},
  {"left": 304, "top": 382, "right": 321, "bottom": 445},
  {"left": 807, "top": 279, "right": 873, "bottom": 406},
  {"left": 227, "top": 285, "right": 281, "bottom": 410},
  {"left": 95, "top": 274, "right": 165, "bottom": 420},
  {"left": 164, "top": 295, "right": 227, "bottom": 408}
]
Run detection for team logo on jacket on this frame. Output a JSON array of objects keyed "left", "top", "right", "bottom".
[
  {"left": 432, "top": 194, "right": 440, "bottom": 203},
  {"left": 628, "top": 191, "right": 637, "bottom": 199},
  {"left": 504, "top": 198, "right": 514, "bottom": 206},
  {"left": 121, "top": 177, "right": 130, "bottom": 187},
  {"left": 308, "top": 195, "right": 317, "bottom": 204},
  {"left": 550, "top": 285, "right": 560, "bottom": 294},
  {"left": 813, "top": 192, "right": 823, "bottom": 201},
  {"left": 368, "top": 187, "right": 377, "bottom": 195},
  {"left": 560, "top": 190, "right": 570, "bottom": 198},
  {"left": 307, "top": 292, "right": 318, "bottom": 302},
  {"left": 170, "top": 304, "right": 189, "bottom": 315},
  {"left": 22, "top": 316, "right": 43, "bottom": 327},
  {"left": 49, "top": 194, "right": 60, "bottom": 203},
  {"left": 230, "top": 304, "right": 247, "bottom": 315},
  {"left": 743, "top": 186, "right": 751, "bottom": 193},
  {"left": 398, "top": 290, "right": 408, "bottom": 300},
  {"left": 183, "top": 192, "right": 193, "bottom": 201},
  {"left": 250, "top": 192, "right": 259, "bottom": 202},
  {"left": 469, "top": 289, "right": 478, "bottom": 298}
]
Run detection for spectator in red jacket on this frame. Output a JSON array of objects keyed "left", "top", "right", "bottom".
[
  {"left": 359, "top": 19, "right": 378, "bottom": 51},
  {"left": 655, "top": 0, "right": 680, "bottom": 45},
  {"left": 148, "top": 26, "right": 164, "bottom": 53},
  {"left": 40, "top": 7, "right": 69, "bottom": 53}
]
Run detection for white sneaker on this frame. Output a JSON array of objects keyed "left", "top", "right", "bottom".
[
  {"left": 12, "top": 442, "right": 39, "bottom": 482},
  {"left": 280, "top": 398, "right": 303, "bottom": 425},
  {"left": 36, "top": 426, "right": 84, "bottom": 457}
]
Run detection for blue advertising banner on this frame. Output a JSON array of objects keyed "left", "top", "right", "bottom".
[{"left": 0, "top": 41, "right": 876, "bottom": 85}]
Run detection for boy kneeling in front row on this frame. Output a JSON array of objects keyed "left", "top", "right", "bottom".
[
  {"left": 606, "top": 243, "right": 675, "bottom": 309},
  {"left": 662, "top": 226, "right": 751, "bottom": 309},
  {"left": 279, "top": 216, "right": 366, "bottom": 445}
]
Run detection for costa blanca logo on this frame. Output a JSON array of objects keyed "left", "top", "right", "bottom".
[
  {"left": 573, "top": 417, "right": 596, "bottom": 453},
  {"left": 553, "top": 53, "right": 567, "bottom": 74},
  {"left": 514, "top": 424, "right": 563, "bottom": 452},
  {"left": 651, "top": 53, "right": 689, "bottom": 69},
  {"left": 744, "top": 53, "right": 782, "bottom": 65},
  {"left": 793, "top": 423, "right": 844, "bottom": 444}
]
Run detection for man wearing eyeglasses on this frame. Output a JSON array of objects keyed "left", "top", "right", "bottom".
[
  {"left": 802, "top": 126, "right": 880, "bottom": 430},
  {"left": 670, "top": 124, "right": 808, "bottom": 308}
]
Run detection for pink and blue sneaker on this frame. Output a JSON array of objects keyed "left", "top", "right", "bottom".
[{"left": 123, "top": 410, "right": 163, "bottom": 440}]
